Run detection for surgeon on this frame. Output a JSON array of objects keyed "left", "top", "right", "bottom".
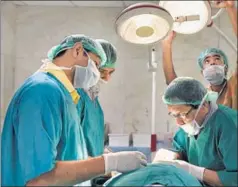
[
  {"left": 161, "top": 0, "right": 237, "bottom": 110},
  {"left": 97, "top": 39, "right": 116, "bottom": 83},
  {"left": 77, "top": 39, "right": 117, "bottom": 157},
  {"left": 153, "top": 77, "right": 237, "bottom": 186},
  {"left": 1, "top": 34, "right": 147, "bottom": 186}
]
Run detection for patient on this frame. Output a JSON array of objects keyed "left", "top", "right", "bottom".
[{"left": 103, "top": 163, "right": 202, "bottom": 186}]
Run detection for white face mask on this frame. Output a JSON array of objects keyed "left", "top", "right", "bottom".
[
  {"left": 180, "top": 93, "right": 209, "bottom": 136},
  {"left": 41, "top": 54, "right": 100, "bottom": 90},
  {"left": 202, "top": 65, "right": 225, "bottom": 86},
  {"left": 52, "top": 54, "right": 100, "bottom": 90},
  {"left": 99, "top": 78, "right": 108, "bottom": 84},
  {"left": 180, "top": 121, "right": 202, "bottom": 136},
  {"left": 73, "top": 58, "right": 100, "bottom": 89}
]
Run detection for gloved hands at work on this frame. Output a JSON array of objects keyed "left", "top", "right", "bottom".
[
  {"left": 103, "top": 151, "right": 147, "bottom": 174},
  {"left": 152, "top": 148, "right": 178, "bottom": 162},
  {"left": 152, "top": 148, "right": 205, "bottom": 181},
  {"left": 155, "top": 160, "right": 205, "bottom": 181}
]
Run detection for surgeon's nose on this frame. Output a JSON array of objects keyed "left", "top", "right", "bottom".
[
  {"left": 176, "top": 117, "right": 185, "bottom": 126},
  {"left": 210, "top": 60, "right": 216, "bottom": 66},
  {"left": 104, "top": 74, "right": 111, "bottom": 81}
]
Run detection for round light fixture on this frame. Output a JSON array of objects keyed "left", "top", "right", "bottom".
[
  {"left": 115, "top": 3, "right": 174, "bottom": 44},
  {"left": 159, "top": 1, "right": 212, "bottom": 34}
]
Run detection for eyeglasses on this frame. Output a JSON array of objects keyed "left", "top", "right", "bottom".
[{"left": 168, "top": 107, "right": 194, "bottom": 119}]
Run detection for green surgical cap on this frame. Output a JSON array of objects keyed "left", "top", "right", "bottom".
[
  {"left": 162, "top": 77, "right": 207, "bottom": 105},
  {"left": 96, "top": 39, "right": 117, "bottom": 69},
  {"left": 197, "top": 48, "right": 228, "bottom": 69},
  {"left": 47, "top": 34, "right": 107, "bottom": 66}
]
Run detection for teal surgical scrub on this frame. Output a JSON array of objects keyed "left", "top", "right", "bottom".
[
  {"left": 77, "top": 88, "right": 104, "bottom": 157},
  {"left": 172, "top": 105, "right": 237, "bottom": 186},
  {"left": 1, "top": 72, "right": 88, "bottom": 186},
  {"left": 104, "top": 163, "right": 202, "bottom": 186}
]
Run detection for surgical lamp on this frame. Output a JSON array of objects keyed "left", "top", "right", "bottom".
[{"left": 159, "top": 1, "right": 237, "bottom": 52}]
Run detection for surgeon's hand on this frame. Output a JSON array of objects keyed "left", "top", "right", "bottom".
[
  {"left": 156, "top": 160, "right": 205, "bottom": 181},
  {"left": 103, "top": 151, "right": 147, "bottom": 174},
  {"left": 152, "top": 149, "right": 178, "bottom": 163},
  {"left": 212, "top": 0, "right": 235, "bottom": 9},
  {"left": 162, "top": 31, "right": 176, "bottom": 45}
]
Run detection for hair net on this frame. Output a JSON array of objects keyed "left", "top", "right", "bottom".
[
  {"left": 47, "top": 34, "right": 107, "bottom": 66},
  {"left": 197, "top": 48, "right": 228, "bottom": 69},
  {"left": 162, "top": 77, "right": 208, "bottom": 105},
  {"left": 96, "top": 39, "right": 117, "bottom": 69}
]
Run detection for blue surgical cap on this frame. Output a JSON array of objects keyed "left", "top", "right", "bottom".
[
  {"left": 162, "top": 77, "right": 207, "bottom": 105},
  {"left": 197, "top": 48, "right": 228, "bottom": 69},
  {"left": 47, "top": 34, "right": 107, "bottom": 66}
]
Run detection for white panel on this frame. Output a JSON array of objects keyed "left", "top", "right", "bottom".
[
  {"left": 71, "top": 1, "right": 123, "bottom": 7},
  {"left": 22, "top": 1, "right": 74, "bottom": 7},
  {"left": 123, "top": 1, "right": 158, "bottom": 7}
]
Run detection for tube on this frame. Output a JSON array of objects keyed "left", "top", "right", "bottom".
[
  {"left": 211, "top": 8, "right": 225, "bottom": 20},
  {"left": 212, "top": 23, "right": 237, "bottom": 52}
]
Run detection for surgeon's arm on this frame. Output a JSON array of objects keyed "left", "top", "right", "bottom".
[
  {"left": 27, "top": 156, "right": 106, "bottom": 186},
  {"left": 162, "top": 31, "right": 178, "bottom": 85},
  {"left": 204, "top": 115, "right": 238, "bottom": 186},
  {"left": 170, "top": 129, "right": 188, "bottom": 161},
  {"left": 227, "top": 6, "right": 237, "bottom": 37},
  {"left": 201, "top": 115, "right": 238, "bottom": 186},
  {"left": 203, "top": 169, "right": 223, "bottom": 186},
  {"left": 214, "top": 0, "right": 237, "bottom": 36},
  {"left": 27, "top": 151, "right": 147, "bottom": 186}
]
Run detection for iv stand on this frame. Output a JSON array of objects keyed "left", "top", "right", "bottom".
[{"left": 147, "top": 46, "right": 158, "bottom": 159}]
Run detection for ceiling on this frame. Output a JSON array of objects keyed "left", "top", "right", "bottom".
[{"left": 13, "top": 1, "right": 160, "bottom": 8}]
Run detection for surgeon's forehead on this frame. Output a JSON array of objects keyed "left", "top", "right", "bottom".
[
  {"left": 167, "top": 104, "right": 190, "bottom": 113},
  {"left": 204, "top": 54, "right": 221, "bottom": 60},
  {"left": 100, "top": 67, "right": 115, "bottom": 72}
]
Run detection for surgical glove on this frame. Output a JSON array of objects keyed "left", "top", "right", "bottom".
[
  {"left": 103, "top": 151, "right": 147, "bottom": 174},
  {"left": 152, "top": 149, "right": 177, "bottom": 163},
  {"left": 157, "top": 160, "right": 205, "bottom": 181}
]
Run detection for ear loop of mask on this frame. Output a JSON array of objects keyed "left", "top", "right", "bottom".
[
  {"left": 83, "top": 50, "right": 100, "bottom": 69},
  {"left": 215, "top": 56, "right": 228, "bottom": 96},
  {"left": 83, "top": 50, "right": 88, "bottom": 56},
  {"left": 193, "top": 92, "right": 209, "bottom": 128},
  {"left": 219, "top": 56, "right": 227, "bottom": 78}
]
